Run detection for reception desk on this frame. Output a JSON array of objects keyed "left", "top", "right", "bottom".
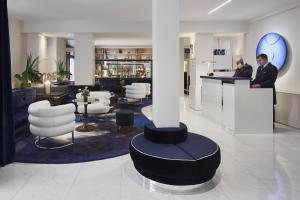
[{"left": 201, "top": 76, "right": 273, "bottom": 134}]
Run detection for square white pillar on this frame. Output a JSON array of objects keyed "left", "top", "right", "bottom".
[
  {"left": 74, "top": 33, "right": 94, "bottom": 86},
  {"left": 152, "top": 0, "right": 180, "bottom": 128},
  {"left": 47, "top": 38, "right": 67, "bottom": 73},
  {"left": 26, "top": 33, "right": 48, "bottom": 73},
  {"left": 47, "top": 38, "right": 58, "bottom": 73},
  {"left": 179, "top": 38, "right": 185, "bottom": 97}
]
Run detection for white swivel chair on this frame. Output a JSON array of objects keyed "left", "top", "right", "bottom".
[
  {"left": 28, "top": 100, "right": 76, "bottom": 149},
  {"left": 76, "top": 91, "right": 112, "bottom": 114},
  {"left": 125, "top": 84, "right": 147, "bottom": 101},
  {"left": 132, "top": 83, "right": 151, "bottom": 97}
]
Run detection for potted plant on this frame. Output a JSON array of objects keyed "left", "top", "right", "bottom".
[
  {"left": 55, "top": 59, "right": 71, "bottom": 85},
  {"left": 78, "top": 86, "right": 90, "bottom": 102},
  {"left": 15, "top": 54, "right": 43, "bottom": 88}
]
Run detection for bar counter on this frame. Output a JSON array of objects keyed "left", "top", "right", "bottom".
[{"left": 200, "top": 76, "right": 251, "bottom": 84}]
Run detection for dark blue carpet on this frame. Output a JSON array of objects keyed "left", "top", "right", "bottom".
[{"left": 14, "top": 100, "right": 151, "bottom": 164}]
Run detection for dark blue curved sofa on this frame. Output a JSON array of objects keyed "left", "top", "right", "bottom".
[
  {"left": 130, "top": 121, "right": 221, "bottom": 185},
  {"left": 12, "top": 88, "right": 36, "bottom": 132}
]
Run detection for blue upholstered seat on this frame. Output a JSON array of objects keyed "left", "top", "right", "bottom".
[
  {"left": 12, "top": 88, "right": 36, "bottom": 129},
  {"left": 130, "top": 132, "right": 221, "bottom": 185}
]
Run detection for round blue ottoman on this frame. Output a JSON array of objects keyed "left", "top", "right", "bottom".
[{"left": 116, "top": 110, "right": 134, "bottom": 132}]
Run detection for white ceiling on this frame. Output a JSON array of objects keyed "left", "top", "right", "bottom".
[
  {"left": 8, "top": 0, "right": 300, "bottom": 22},
  {"left": 8, "top": 0, "right": 300, "bottom": 47}
]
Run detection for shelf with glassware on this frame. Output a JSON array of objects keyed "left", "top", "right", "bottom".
[
  {"left": 95, "top": 47, "right": 152, "bottom": 79},
  {"left": 95, "top": 59, "right": 152, "bottom": 79},
  {"left": 95, "top": 47, "right": 152, "bottom": 60}
]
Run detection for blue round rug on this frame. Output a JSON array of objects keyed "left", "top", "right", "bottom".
[{"left": 14, "top": 100, "right": 151, "bottom": 164}]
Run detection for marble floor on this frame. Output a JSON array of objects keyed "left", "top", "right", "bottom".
[{"left": 1, "top": 97, "right": 300, "bottom": 200}]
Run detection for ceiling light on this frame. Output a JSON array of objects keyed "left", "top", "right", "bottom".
[{"left": 208, "top": 0, "right": 232, "bottom": 15}]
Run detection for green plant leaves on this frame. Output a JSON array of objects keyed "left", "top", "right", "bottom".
[
  {"left": 14, "top": 54, "right": 43, "bottom": 88},
  {"left": 55, "top": 59, "right": 71, "bottom": 84}
]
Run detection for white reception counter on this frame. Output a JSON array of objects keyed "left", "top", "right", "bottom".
[{"left": 201, "top": 76, "right": 273, "bottom": 134}]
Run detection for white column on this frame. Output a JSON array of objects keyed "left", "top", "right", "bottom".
[
  {"left": 56, "top": 38, "right": 66, "bottom": 64},
  {"left": 26, "top": 33, "right": 39, "bottom": 59},
  {"left": 74, "top": 33, "right": 94, "bottom": 85},
  {"left": 26, "top": 33, "right": 48, "bottom": 73},
  {"left": 152, "top": 0, "right": 180, "bottom": 128},
  {"left": 47, "top": 38, "right": 57, "bottom": 73},
  {"left": 189, "top": 33, "right": 214, "bottom": 110},
  {"left": 9, "top": 18, "right": 26, "bottom": 88},
  {"left": 179, "top": 38, "right": 185, "bottom": 97},
  {"left": 47, "top": 38, "right": 67, "bottom": 73}
]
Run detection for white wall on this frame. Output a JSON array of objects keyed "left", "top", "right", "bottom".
[
  {"left": 245, "top": 6, "right": 300, "bottom": 128},
  {"left": 74, "top": 33, "right": 95, "bottom": 85},
  {"left": 276, "top": 92, "right": 300, "bottom": 128},
  {"left": 245, "top": 6, "right": 300, "bottom": 94},
  {"left": 213, "top": 37, "right": 230, "bottom": 53},
  {"left": 213, "top": 35, "right": 245, "bottom": 56},
  {"left": 213, "top": 35, "right": 245, "bottom": 69},
  {"left": 9, "top": 18, "right": 26, "bottom": 88},
  {"left": 26, "top": 33, "right": 39, "bottom": 59},
  {"left": 230, "top": 34, "right": 245, "bottom": 58}
]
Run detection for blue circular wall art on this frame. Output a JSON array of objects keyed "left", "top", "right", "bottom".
[{"left": 256, "top": 32, "right": 288, "bottom": 71}]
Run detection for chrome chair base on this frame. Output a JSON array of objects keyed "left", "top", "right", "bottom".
[{"left": 34, "top": 131, "right": 74, "bottom": 150}]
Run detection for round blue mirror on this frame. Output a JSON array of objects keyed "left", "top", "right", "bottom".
[{"left": 256, "top": 33, "right": 288, "bottom": 71}]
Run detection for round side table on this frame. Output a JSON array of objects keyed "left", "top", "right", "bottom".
[{"left": 73, "top": 98, "right": 96, "bottom": 132}]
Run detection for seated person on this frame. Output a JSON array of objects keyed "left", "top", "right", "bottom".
[{"left": 233, "top": 58, "right": 253, "bottom": 78}]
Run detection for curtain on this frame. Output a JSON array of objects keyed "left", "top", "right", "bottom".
[{"left": 0, "top": 0, "right": 15, "bottom": 166}]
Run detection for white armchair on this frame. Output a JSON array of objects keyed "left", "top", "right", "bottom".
[
  {"left": 126, "top": 83, "right": 151, "bottom": 100},
  {"left": 76, "top": 91, "right": 112, "bottom": 114},
  {"left": 132, "top": 83, "right": 151, "bottom": 96},
  {"left": 28, "top": 100, "right": 76, "bottom": 149}
]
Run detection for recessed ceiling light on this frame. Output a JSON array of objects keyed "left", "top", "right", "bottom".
[{"left": 208, "top": 0, "right": 233, "bottom": 15}]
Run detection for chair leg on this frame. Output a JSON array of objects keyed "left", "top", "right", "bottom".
[{"left": 34, "top": 132, "right": 74, "bottom": 150}]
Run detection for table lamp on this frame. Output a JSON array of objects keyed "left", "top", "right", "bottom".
[{"left": 202, "top": 61, "right": 216, "bottom": 76}]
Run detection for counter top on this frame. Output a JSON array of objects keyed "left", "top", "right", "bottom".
[{"left": 200, "top": 76, "right": 251, "bottom": 84}]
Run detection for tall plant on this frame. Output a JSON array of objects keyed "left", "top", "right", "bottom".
[
  {"left": 15, "top": 54, "right": 43, "bottom": 88},
  {"left": 55, "top": 59, "right": 71, "bottom": 84}
]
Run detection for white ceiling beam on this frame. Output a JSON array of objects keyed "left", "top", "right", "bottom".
[{"left": 23, "top": 20, "right": 248, "bottom": 34}]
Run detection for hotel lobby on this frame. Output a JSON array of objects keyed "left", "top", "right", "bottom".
[{"left": 1, "top": 0, "right": 300, "bottom": 199}]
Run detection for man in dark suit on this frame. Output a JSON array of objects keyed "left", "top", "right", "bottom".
[
  {"left": 233, "top": 58, "right": 253, "bottom": 78},
  {"left": 251, "top": 54, "right": 278, "bottom": 125}
]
